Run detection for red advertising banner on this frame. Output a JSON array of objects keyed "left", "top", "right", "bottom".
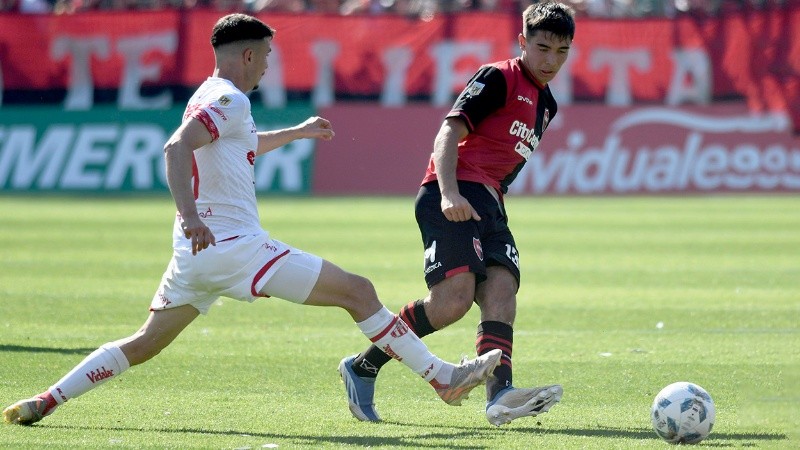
[
  {"left": 509, "top": 104, "right": 800, "bottom": 195},
  {"left": 181, "top": 11, "right": 450, "bottom": 95},
  {"left": 315, "top": 104, "right": 799, "bottom": 195},
  {"left": 0, "top": 11, "right": 181, "bottom": 90},
  {"left": 0, "top": 8, "right": 798, "bottom": 121}
]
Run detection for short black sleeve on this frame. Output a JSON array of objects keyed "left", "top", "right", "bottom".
[{"left": 448, "top": 65, "right": 507, "bottom": 132}]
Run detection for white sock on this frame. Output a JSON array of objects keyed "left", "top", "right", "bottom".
[
  {"left": 49, "top": 343, "right": 130, "bottom": 404},
  {"left": 357, "top": 307, "right": 451, "bottom": 382}
]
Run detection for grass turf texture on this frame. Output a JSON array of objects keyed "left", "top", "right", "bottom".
[{"left": 0, "top": 195, "right": 797, "bottom": 449}]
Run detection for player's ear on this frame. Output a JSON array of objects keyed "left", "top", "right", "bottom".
[{"left": 517, "top": 33, "right": 526, "bottom": 51}]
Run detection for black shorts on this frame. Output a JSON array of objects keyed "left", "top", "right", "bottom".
[{"left": 415, "top": 180, "right": 520, "bottom": 289}]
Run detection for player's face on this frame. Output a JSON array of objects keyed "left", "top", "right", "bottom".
[
  {"left": 247, "top": 37, "right": 272, "bottom": 91},
  {"left": 518, "top": 31, "right": 571, "bottom": 85}
]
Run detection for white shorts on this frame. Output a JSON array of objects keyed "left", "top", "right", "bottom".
[{"left": 151, "top": 232, "right": 322, "bottom": 314}]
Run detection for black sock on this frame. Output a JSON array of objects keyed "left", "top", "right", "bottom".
[
  {"left": 476, "top": 321, "right": 513, "bottom": 401},
  {"left": 352, "top": 300, "right": 435, "bottom": 378}
]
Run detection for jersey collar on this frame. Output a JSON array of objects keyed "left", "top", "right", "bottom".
[{"left": 515, "top": 57, "right": 547, "bottom": 90}]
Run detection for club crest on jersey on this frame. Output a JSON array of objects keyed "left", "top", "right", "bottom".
[
  {"left": 465, "top": 81, "right": 485, "bottom": 97},
  {"left": 218, "top": 95, "right": 232, "bottom": 106},
  {"left": 473, "top": 237, "right": 484, "bottom": 261},
  {"left": 542, "top": 108, "right": 550, "bottom": 131}
]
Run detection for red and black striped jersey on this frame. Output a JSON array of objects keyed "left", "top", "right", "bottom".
[{"left": 421, "top": 57, "right": 557, "bottom": 196}]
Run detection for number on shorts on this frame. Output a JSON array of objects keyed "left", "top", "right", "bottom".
[{"left": 505, "top": 244, "right": 519, "bottom": 268}]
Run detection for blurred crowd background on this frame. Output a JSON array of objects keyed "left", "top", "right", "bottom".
[{"left": 3, "top": 0, "right": 795, "bottom": 18}]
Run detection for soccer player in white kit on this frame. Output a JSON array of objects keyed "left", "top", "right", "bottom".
[{"left": 3, "top": 13, "right": 501, "bottom": 426}]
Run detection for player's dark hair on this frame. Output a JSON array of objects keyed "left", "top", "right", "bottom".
[
  {"left": 211, "top": 14, "right": 275, "bottom": 49},
  {"left": 522, "top": 1, "right": 576, "bottom": 41}
]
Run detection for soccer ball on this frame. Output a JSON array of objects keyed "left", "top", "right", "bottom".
[{"left": 651, "top": 382, "right": 715, "bottom": 444}]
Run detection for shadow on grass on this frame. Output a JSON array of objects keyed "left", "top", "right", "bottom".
[
  {"left": 0, "top": 344, "right": 95, "bottom": 355},
  {"left": 506, "top": 425, "right": 788, "bottom": 444},
  {"left": 38, "top": 422, "right": 788, "bottom": 448},
  {"left": 388, "top": 421, "right": 788, "bottom": 447},
  {"left": 42, "top": 424, "right": 490, "bottom": 449}
]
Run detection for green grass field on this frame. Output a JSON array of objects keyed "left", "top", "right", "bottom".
[{"left": 0, "top": 195, "right": 798, "bottom": 449}]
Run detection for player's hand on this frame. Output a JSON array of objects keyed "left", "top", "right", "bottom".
[
  {"left": 298, "top": 116, "right": 335, "bottom": 141},
  {"left": 181, "top": 216, "right": 216, "bottom": 255},
  {"left": 441, "top": 193, "right": 481, "bottom": 222}
]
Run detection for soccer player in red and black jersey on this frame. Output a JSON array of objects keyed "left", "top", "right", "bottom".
[{"left": 339, "top": 1, "right": 576, "bottom": 427}]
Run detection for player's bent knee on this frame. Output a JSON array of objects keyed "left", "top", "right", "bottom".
[
  {"left": 351, "top": 273, "right": 377, "bottom": 296},
  {"left": 340, "top": 273, "right": 378, "bottom": 307}
]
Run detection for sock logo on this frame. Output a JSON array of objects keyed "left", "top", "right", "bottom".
[
  {"left": 422, "top": 363, "right": 434, "bottom": 379},
  {"left": 381, "top": 345, "right": 402, "bottom": 361},
  {"left": 56, "top": 387, "right": 67, "bottom": 402},
  {"left": 86, "top": 366, "right": 115, "bottom": 384},
  {"left": 358, "top": 359, "right": 379, "bottom": 375},
  {"left": 390, "top": 319, "right": 409, "bottom": 338}
]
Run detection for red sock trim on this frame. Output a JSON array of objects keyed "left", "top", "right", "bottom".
[
  {"left": 369, "top": 315, "right": 399, "bottom": 343},
  {"left": 37, "top": 391, "right": 58, "bottom": 412}
]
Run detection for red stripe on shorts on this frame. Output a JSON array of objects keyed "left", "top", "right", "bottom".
[
  {"left": 251, "top": 249, "right": 290, "bottom": 297},
  {"left": 445, "top": 265, "right": 470, "bottom": 278}
]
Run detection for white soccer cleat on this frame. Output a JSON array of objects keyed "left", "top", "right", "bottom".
[
  {"left": 486, "top": 384, "right": 563, "bottom": 426},
  {"left": 3, "top": 397, "right": 54, "bottom": 426},
  {"left": 434, "top": 349, "right": 502, "bottom": 406}
]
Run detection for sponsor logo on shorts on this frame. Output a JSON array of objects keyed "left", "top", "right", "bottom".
[
  {"left": 86, "top": 366, "right": 115, "bottom": 384},
  {"left": 157, "top": 292, "right": 171, "bottom": 308},
  {"left": 424, "top": 240, "right": 442, "bottom": 274},
  {"left": 424, "top": 261, "right": 442, "bottom": 274},
  {"left": 424, "top": 240, "right": 437, "bottom": 263},
  {"left": 198, "top": 207, "right": 213, "bottom": 218}
]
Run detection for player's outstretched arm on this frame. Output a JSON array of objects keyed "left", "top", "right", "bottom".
[{"left": 255, "top": 116, "right": 335, "bottom": 156}]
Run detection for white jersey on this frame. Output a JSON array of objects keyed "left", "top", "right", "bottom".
[
  {"left": 153, "top": 77, "right": 323, "bottom": 314},
  {"left": 174, "top": 77, "right": 263, "bottom": 246}
]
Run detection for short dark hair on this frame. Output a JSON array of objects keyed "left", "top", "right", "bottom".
[
  {"left": 523, "top": 2, "right": 576, "bottom": 41},
  {"left": 210, "top": 14, "right": 275, "bottom": 49}
]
